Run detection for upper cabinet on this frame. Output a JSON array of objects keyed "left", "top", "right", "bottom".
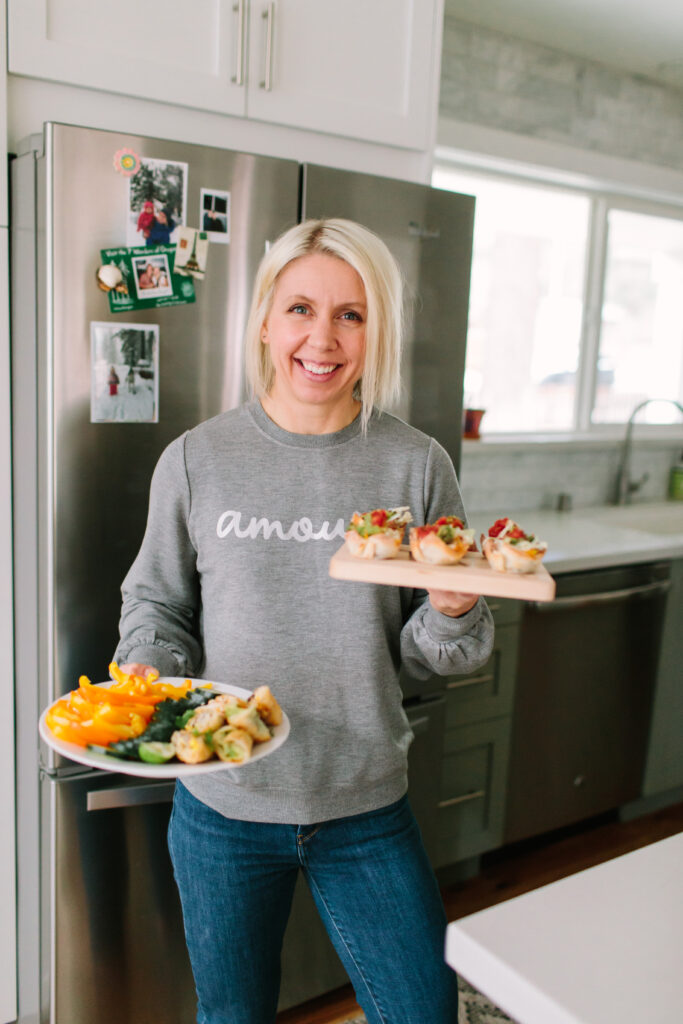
[{"left": 8, "top": 0, "right": 443, "bottom": 151}]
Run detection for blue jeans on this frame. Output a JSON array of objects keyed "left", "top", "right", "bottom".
[{"left": 168, "top": 782, "right": 458, "bottom": 1024}]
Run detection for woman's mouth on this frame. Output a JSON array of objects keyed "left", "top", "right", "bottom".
[{"left": 296, "top": 359, "right": 341, "bottom": 378}]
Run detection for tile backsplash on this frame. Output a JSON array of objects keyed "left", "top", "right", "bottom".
[
  {"left": 440, "top": 14, "right": 683, "bottom": 171},
  {"left": 460, "top": 441, "right": 682, "bottom": 514}
]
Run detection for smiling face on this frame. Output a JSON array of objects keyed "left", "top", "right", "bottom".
[{"left": 260, "top": 253, "right": 367, "bottom": 433}]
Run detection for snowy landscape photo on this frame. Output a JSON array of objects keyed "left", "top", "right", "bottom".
[
  {"left": 90, "top": 322, "right": 159, "bottom": 423},
  {"left": 127, "top": 156, "right": 188, "bottom": 247}
]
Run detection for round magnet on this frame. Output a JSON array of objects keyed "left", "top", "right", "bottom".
[
  {"left": 113, "top": 148, "right": 141, "bottom": 177},
  {"left": 96, "top": 263, "right": 127, "bottom": 294}
]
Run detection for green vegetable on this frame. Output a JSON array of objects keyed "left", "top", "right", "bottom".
[
  {"left": 175, "top": 708, "right": 196, "bottom": 729},
  {"left": 138, "top": 741, "right": 175, "bottom": 764}
]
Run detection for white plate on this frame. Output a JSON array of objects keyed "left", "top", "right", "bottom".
[{"left": 38, "top": 678, "right": 290, "bottom": 778}]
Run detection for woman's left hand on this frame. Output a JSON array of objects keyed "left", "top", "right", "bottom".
[{"left": 427, "top": 589, "right": 479, "bottom": 618}]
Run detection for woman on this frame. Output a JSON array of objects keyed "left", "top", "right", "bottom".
[
  {"left": 115, "top": 219, "right": 494, "bottom": 1024},
  {"left": 146, "top": 206, "right": 175, "bottom": 246}
]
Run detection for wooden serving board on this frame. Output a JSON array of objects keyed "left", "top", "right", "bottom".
[{"left": 329, "top": 545, "right": 556, "bottom": 602}]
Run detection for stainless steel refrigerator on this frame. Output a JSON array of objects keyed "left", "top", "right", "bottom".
[{"left": 11, "top": 123, "right": 474, "bottom": 1023}]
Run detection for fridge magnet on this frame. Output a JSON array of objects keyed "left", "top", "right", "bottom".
[
  {"left": 100, "top": 245, "right": 195, "bottom": 311},
  {"left": 90, "top": 322, "right": 159, "bottom": 424},
  {"left": 96, "top": 262, "right": 128, "bottom": 297},
  {"left": 113, "top": 148, "right": 141, "bottom": 177},
  {"left": 200, "top": 188, "right": 230, "bottom": 242},
  {"left": 127, "top": 156, "right": 188, "bottom": 247},
  {"left": 174, "top": 227, "right": 209, "bottom": 279}
]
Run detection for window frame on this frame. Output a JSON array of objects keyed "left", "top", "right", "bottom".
[{"left": 433, "top": 150, "right": 683, "bottom": 442}]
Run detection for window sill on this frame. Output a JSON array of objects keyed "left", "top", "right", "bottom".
[{"left": 462, "top": 429, "right": 683, "bottom": 454}]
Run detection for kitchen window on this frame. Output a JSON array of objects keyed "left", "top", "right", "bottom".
[{"left": 432, "top": 161, "right": 683, "bottom": 436}]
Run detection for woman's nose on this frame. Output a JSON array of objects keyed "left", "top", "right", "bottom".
[{"left": 307, "top": 316, "right": 337, "bottom": 349}]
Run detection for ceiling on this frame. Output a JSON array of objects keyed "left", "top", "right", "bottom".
[{"left": 444, "top": 0, "right": 683, "bottom": 90}]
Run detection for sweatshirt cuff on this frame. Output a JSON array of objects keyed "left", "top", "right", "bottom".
[
  {"left": 421, "top": 597, "right": 485, "bottom": 643},
  {"left": 118, "top": 643, "right": 182, "bottom": 679}
]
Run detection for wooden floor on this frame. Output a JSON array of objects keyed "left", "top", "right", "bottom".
[{"left": 276, "top": 799, "right": 683, "bottom": 1024}]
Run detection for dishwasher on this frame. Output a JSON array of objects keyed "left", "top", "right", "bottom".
[{"left": 504, "top": 560, "right": 671, "bottom": 844}]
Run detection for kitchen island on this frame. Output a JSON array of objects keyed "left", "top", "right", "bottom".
[{"left": 445, "top": 831, "right": 682, "bottom": 1024}]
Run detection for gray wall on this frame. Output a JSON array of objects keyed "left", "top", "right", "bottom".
[{"left": 440, "top": 15, "right": 683, "bottom": 171}]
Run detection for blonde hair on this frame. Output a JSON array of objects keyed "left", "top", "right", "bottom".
[{"left": 244, "top": 218, "right": 403, "bottom": 431}]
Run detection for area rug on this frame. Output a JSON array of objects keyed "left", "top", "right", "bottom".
[{"left": 333, "top": 976, "right": 516, "bottom": 1023}]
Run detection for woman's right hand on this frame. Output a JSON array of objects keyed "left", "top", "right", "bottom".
[{"left": 116, "top": 662, "right": 158, "bottom": 679}]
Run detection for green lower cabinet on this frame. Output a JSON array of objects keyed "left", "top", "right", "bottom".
[
  {"left": 435, "top": 717, "right": 511, "bottom": 866},
  {"left": 444, "top": 622, "right": 520, "bottom": 727},
  {"left": 435, "top": 601, "right": 520, "bottom": 868}
]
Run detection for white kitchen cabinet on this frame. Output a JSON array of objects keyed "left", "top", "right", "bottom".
[
  {"left": 8, "top": 0, "right": 247, "bottom": 118},
  {"left": 8, "top": 0, "right": 443, "bottom": 151},
  {"left": 0, "top": 227, "right": 17, "bottom": 1024},
  {"left": 0, "top": 6, "right": 17, "bottom": 1019}
]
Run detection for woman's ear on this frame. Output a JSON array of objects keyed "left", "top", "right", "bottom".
[{"left": 260, "top": 321, "right": 269, "bottom": 344}]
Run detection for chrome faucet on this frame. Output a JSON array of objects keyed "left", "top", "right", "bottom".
[{"left": 614, "top": 398, "right": 683, "bottom": 505}]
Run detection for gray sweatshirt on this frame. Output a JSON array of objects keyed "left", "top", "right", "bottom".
[{"left": 115, "top": 401, "right": 494, "bottom": 823}]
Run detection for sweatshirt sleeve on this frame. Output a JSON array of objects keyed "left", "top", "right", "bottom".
[
  {"left": 400, "top": 439, "right": 494, "bottom": 681},
  {"left": 113, "top": 434, "right": 203, "bottom": 677}
]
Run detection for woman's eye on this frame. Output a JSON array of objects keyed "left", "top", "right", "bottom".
[
  {"left": 289, "top": 304, "right": 308, "bottom": 314},
  {"left": 341, "top": 310, "right": 362, "bottom": 322}
]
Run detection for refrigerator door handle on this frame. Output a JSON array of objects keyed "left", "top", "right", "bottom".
[{"left": 87, "top": 781, "right": 176, "bottom": 811}]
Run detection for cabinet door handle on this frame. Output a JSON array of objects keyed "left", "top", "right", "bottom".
[
  {"left": 232, "top": 0, "right": 246, "bottom": 85},
  {"left": 438, "top": 790, "right": 485, "bottom": 809},
  {"left": 260, "top": 3, "right": 275, "bottom": 90},
  {"left": 530, "top": 578, "right": 670, "bottom": 612},
  {"left": 447, "top": 673, "right": 495, "bottom": 690},
  {"left": 407, "top": 714, "right": 430, "bottom": 736}
]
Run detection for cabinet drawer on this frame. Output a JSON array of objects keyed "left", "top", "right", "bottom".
[
  {"left": 435, "top": 718, "right": 511, "bottom": 867},
  {"left": 445, "top": 623, "right": 520, "bottom": 727},
  {"left": 485, "top": 597, "right": 522, "bottom": 627}
]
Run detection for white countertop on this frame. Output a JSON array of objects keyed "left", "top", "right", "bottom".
[
  {"left": 445, "top": 832, "right": 683, "bottom": 1024},
  {"left": 469, "top": 501, "right": 683, "bottom": 574}
]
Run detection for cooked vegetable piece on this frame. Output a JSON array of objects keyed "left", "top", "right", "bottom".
[
  {"left": 171, "top": 729, "right": 213, "bottom": 764},
  {"left": 212, "top": 726, "right": 253, "bottom": 763},
  {"left": 138, "top": 741, "right": 176, "bottom": 764},
  {"left": 248, "top": 685, "right": 283, "bottom": 727},
  {"left": 227, "top": 704, "right": 271, "bottom": 742}
]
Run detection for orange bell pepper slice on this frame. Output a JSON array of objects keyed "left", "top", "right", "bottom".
[{"left": 45, "top": 664, "right": 196, "bottom": 748}]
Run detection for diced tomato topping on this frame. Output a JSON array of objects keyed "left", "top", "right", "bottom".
[
  {"left": 436, "top": 516, "right": 464, "bottom": 529},
  {"left": 489, "top": 517, "right": 527, "bottom": 540},
  {"left": 415, "top": 524, "right": 437, "bottom": 538},
  {"left": 370, "top": 509, "right": 388, "bottom": 527},
  {"left": 488, "top": 518, "right": 510, "bottom": 537}
]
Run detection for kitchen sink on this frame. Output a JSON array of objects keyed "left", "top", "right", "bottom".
[{"left": 589, "top": 502, "right": 683, "bottom": 536}]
